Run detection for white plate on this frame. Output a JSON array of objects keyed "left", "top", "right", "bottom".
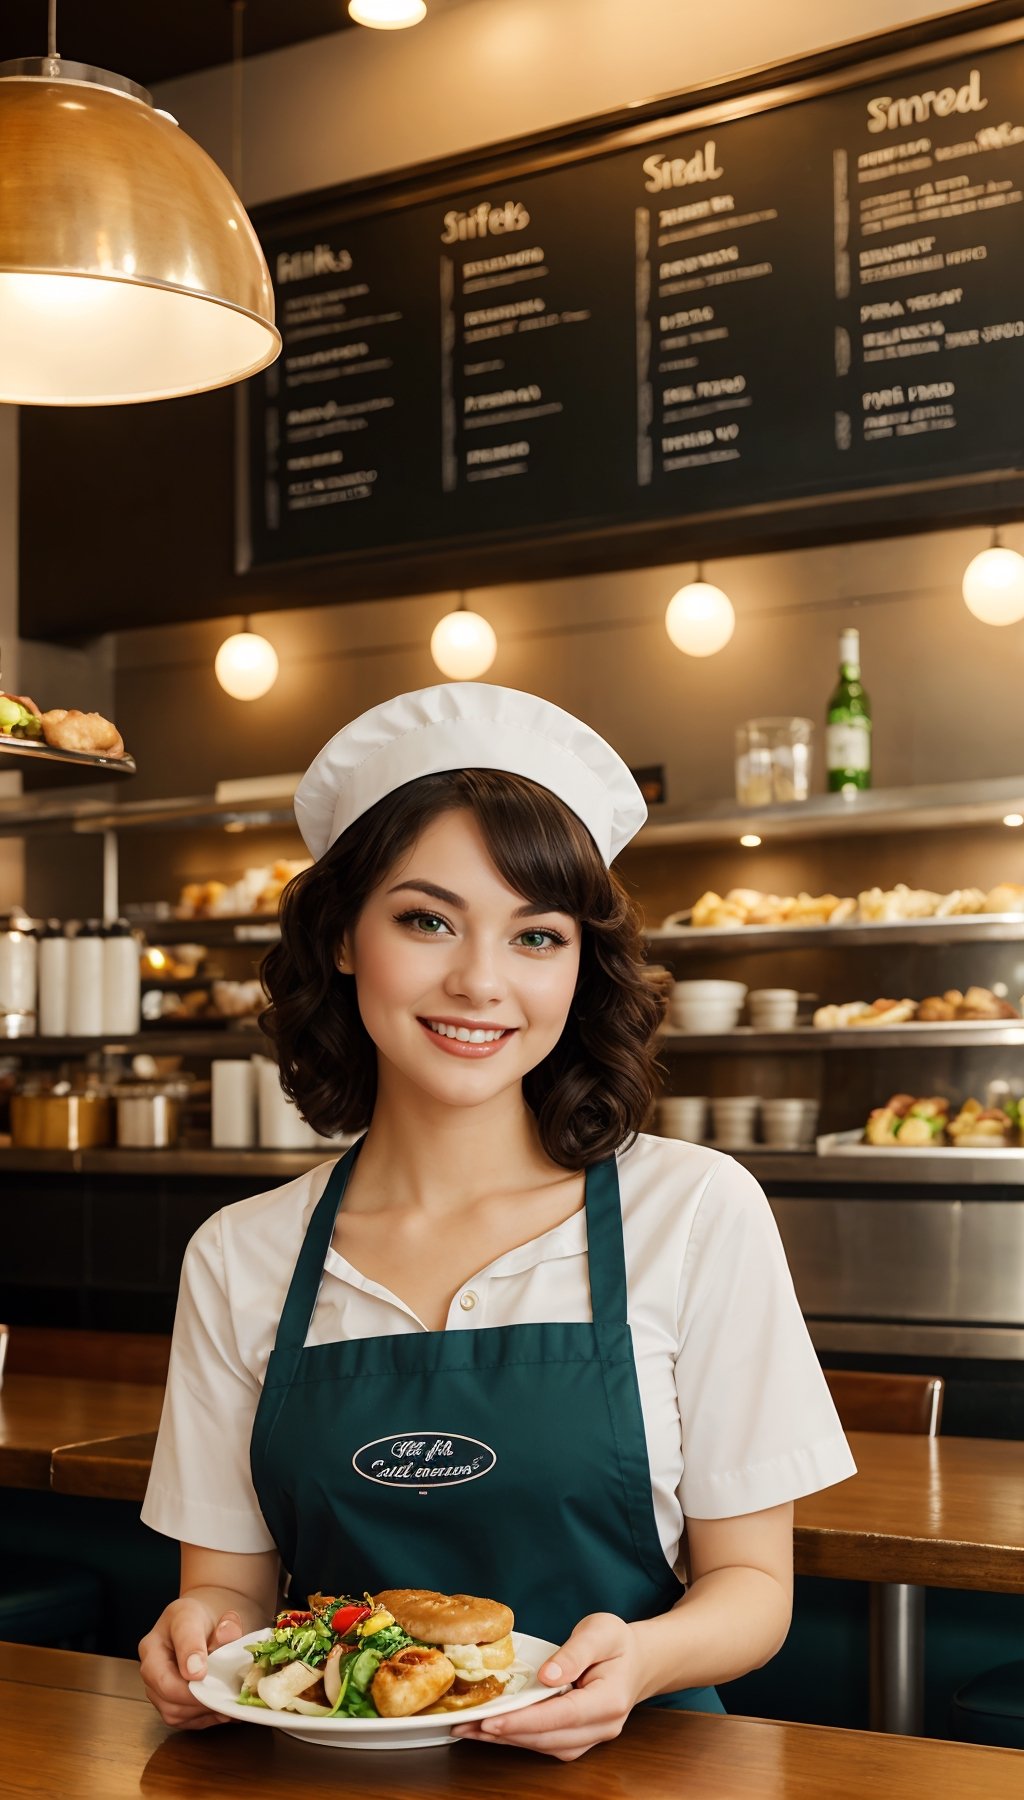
[{"left": 189, "top": 1629, "right": 570, "bottom": 1749}]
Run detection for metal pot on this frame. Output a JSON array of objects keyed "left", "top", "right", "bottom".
[
  {"left": 11, "top": 1089, "right": 112, "bottom": 1149},
  {"left": 115, "top": 1083, "right": 182, "bottom": 1148}
]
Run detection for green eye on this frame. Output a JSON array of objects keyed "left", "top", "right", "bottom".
[
  {"left": 519, "top": 931, "right": 548, "bottom": 949},
  {"left": 415, "top": 914, "right": 445, "bottom": 933}
]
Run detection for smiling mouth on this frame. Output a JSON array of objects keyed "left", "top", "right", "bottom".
[{"left": 421, "top": 1018, "right": 514, "bottom": 1044}]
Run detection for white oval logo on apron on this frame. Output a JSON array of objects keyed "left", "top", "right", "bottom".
[{"left": 352, "top": 1433, "right": 497, "bottom": 1490}]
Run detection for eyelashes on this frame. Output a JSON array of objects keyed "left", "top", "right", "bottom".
[{"left": 393, "top": 909, "right": 571, "bottom": 952}]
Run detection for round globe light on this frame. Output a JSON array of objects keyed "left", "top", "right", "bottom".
[
  {"left": 962, "top": 546, "right": 1024, "bottom": 626},
  {"left": 214, "top": 631, "right": 279, "bottom": 701},
  {"left": 664, "top": 581, "right": 736, "bottom": 657},
  {"left": 348, "top": 0, "right": 427, "bottom": 27},
  {"left": 430, "top": 610, "right": 498, "bottom": 680}
]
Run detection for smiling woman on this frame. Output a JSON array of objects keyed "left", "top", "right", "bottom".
[{"left": 138, "top": 682, "right": 855, "bottom": 1761}]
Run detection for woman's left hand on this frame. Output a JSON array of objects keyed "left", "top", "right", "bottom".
[{"left": 450, "top": 1612, "right": 645, "bottom": 1761}]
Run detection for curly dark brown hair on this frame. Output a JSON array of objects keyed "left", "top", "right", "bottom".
[{"left": 259, "top": 769, "right": 669, "bottom": 1168}]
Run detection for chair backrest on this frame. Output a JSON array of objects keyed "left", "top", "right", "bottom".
[
  {"left": 5, "top": 1325, "right": 170, "bottom": 1385},
  {"left": 824, "top": 1368, "right": 944, "bottom": 1437}
]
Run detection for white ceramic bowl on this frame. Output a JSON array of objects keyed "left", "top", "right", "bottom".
[
  {"left": 672, "top": 980, "right": 748, "bottom": 1002},
  {"left": 670, "top": 1001, "right": 744, "bottom": 1032}
]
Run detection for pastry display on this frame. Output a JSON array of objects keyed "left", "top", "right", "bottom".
[
  {"left": 177, "top": 859, "right": 311, "bottom": 918},
  {"left": 861, "top": 1092, "right": 1021, "bottom": 1148},
  {"left": 678, "top": 882, "right": 1024, "bottom": 931},
  {"left": 814, "top": 987, "right": 1017, "bottom": 1028}
]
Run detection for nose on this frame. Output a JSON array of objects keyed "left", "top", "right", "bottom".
[{"left": 442, "top": 931, "right": 507, "bottom": 1009}]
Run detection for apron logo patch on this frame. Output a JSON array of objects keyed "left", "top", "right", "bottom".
[{"left": 352, "top": 1433, "right": 497, "bottom": 1490}]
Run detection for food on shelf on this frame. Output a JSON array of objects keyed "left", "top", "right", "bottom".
[
  {"left": 142, "top": 978, "right": 263, "bottom": 1024},
  {"left": 948, "top": 1097, "right": 1021, "bottom": 1148},
  {"left": 680, "top": 881, "right": 1024, "bottom": 931},
  {"left": 177, "top": 858, "right": 312, "bottom": 918},
  {"left": 141, "top": 944, "right": 207, "bottom": 983},
  {"left": 814, "top": 987, "right": 1017, "bottom": 1028},
  {"left": 862, "top": 1092, "right": 1021, "bottom": 1148},
  {"left": 0, "top": 691, "right": 127, "bottom": 757}
]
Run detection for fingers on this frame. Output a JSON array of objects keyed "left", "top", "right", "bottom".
[
  {"left": 139, "top": 1598, "right": 241, "bottom": 1730},
  {"left": 539, "top": 1611, "right": 628, "bottom": 1686}
]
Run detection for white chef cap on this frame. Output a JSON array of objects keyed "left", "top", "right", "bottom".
[{"left": 294, "top": 682, "right": 647, "bottom": 866}]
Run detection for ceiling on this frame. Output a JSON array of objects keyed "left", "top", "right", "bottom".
[{"left": 0, "top": 2, "right": 358, "bottom": 88}]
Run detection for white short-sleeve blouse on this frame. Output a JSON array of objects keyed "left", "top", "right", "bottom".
[{"left": 141, "top": 1133, "right": 855, "bottom": 1575}]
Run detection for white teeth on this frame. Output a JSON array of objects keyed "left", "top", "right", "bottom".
[{"left": 426, "top": 1021, "right": 507, "bottom": 1043}]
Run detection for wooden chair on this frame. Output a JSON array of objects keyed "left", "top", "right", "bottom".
[
  {"left": 823, "top": 1368, "right": 944, "bottom": 1437},
  {"left": 823, "top": 1368, "right": 944, "bottom": 1736}
]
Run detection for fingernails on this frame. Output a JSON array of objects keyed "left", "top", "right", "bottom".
[
  {"left": 186, "top": 1654, "right": 204, "bottom": 1677},
  {"left": 542, "top": 1662, "right": 562, "bottom": 1681}
]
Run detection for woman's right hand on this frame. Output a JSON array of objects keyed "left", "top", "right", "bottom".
[{"left": 139, "top": 1597, "right": 244, "bottom": 1729}]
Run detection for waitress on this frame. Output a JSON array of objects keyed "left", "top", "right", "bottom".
[{"left": 139, "top": 682, "right": 854, "bottom": 1760}]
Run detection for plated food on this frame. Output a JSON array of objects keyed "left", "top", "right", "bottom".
[
  {"left": 814, "top": 987, "right": 1018, "bottom": 1029},
  {"left": 863, "top": 1093, "right": 1022, "bottom": 1148},
  {"left": 237, "top": 1589, "right": 520, "bottom": 1721},
  {"left": 672, "top": 882, "right": 1024, "bottom": 932},
  {"left": 189, "top": 1587, "right": 566, "bottom": 1751}
]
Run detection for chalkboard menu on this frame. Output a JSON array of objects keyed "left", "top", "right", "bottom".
[{"left": 244, "top": 22, "right": 1024, "bottom": 583}]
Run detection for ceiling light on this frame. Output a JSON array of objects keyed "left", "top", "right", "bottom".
[
  {"left": 1003, "top": 813, "right": 1024, "bottom": 828},
  {"left": 215, "top": 629, "right": 279, "bottom": 701},
  {"left": 430, "top": 608, "right": 497, "bottom": 680},
  {"left": 0, "top": 17, "right": 280, "bottom": 404},
  {"left": 962, "top": 535, "right": 1024, "bottom": 627},
  {"left": 739, "top": 834, "right": 762, "bottom": 848},
  {"left": 348, "top": 0, "right": 428, "bottom": 27},
  {"left": 665, "top": 571, "right": 735, "bottom": 657}
]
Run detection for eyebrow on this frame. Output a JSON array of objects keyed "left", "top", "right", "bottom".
[{"left": 387, "top": 879, "right": 570, "bottom": 921}]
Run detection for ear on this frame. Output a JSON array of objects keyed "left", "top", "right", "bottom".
[{"left": 336, "top": 930, "right": 354, "bottom": 975}]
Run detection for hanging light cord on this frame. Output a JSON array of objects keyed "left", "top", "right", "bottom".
[
  {"left": 231, "top": 1, "right": 245, "bottom": 194},
  {"left": 47, "top": 0, "right": 59, "bottom": 60}
]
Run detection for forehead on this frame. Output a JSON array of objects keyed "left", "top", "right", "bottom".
[{"left": 383, "top": 807, "right": 517, "bottom": 893}]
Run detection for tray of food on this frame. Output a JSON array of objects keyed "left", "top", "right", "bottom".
[
  {"left": 0, "top": 689, "right": 132, "bottom": 767},
  {"left": 818, "top": 1093, "right": 1024, "bottom": 1156},
  {"left": 658, "top": 882, "right": 1024, "bottom": 934},
  {"left": 813, "top": 987, "right": 1019, "bottom": 1029},
  {"left": 189, "top": 1587, "right": 568, "bottom": 1750}
]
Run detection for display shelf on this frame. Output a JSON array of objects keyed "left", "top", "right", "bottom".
[
  {"left": 4, "top": 1029, "right": 264, "bottom": 1057},
  {"left": 636, "top": 775, "right": 1024, "bottom": 847},
  {"left": 126, "top": 912, "right": 281, "bottom": 945},
  {"left": 720, "top": 1146, "right": 1024, "bottom": 1186},
  {"left": 659, "top": 1023, "right": 1024, "bottom": 1052},
  {"left": 0, "top": 773, "right": 1022, "bottom": 841},
  {"left": 646, "top": 914, "right": 1024, "bottom": 956},
  {"left": 0, "top": 735, "right": 136, "bottom": 777},
  {"left": 0, "top": 1145, "right": 339, "bottom": 1177}
]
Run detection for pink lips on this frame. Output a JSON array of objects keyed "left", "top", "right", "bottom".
[{"left": 417, "top": 1018, "right": 515, "bottom": 1059}]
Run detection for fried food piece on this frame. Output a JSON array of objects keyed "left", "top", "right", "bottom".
[
  {"left": 960, "top": 986, "right": 1018, "bottom": 1020},
  {"left": 917, "top": 993, "right": 958, "bottom": 1022},
  {"left": 40, "top": 707, "right": 124, "bottom": 757},
  {"left": 984, "top": 884, "right": 1024, "bottom": 915},
  {"left": 852, "top": 998, "right": 916, "bottom": 1026},
  {"left": 423, "top": 1674, "right": 507, "bottom": 1713},
  {"left": 371, "top": 1647, "right": 456, "bottom": 1717},
  {"left": 894, "top": 1115, "right": 935, "bottom": 1146},
  {"left": 887, "top": 1094, "right": 917, "bottom": 1117},
  {"left": 865, "top": 1108, "right": 897, "bottom": 1145}
]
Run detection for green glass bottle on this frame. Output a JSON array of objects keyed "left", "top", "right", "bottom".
[{"left": 825, "top": 627, "right": 871, "bottom": 792}]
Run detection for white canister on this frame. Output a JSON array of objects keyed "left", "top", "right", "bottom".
[
  {"left": 38, "top": 920, "right": 69, "bottom": 1036},
  {"left": 0, "top": 914, "right": 38, "bottom": 1030},
  {"left": 256, "top": 1057, "right": 322, "bottom": 1149},
  {"left": 102, "top": 920, "right": 141, "bottom": 1035},
  {"left": 66, "top": 921, "right": 104, "bottom": 1036},
  {"left": 212, "top": 1059, "right": 258, "bottom": 1149}
]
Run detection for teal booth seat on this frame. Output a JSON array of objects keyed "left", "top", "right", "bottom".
[
  {"left": 0, "top": 1553, "right": 102, "bottom": 1649},
  {"left": 953, "top": 1661, "right": 1024, "bottom": 1750}
]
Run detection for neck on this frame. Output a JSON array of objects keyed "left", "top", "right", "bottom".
[{"left": 353, "top": 1070, "right": 560, "bottom": 1214}]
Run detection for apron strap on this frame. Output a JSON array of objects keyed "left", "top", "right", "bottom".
[
  {"left": 583, "top": 1153, "right": 629, "bottom": 1325},
  {"left": 272, "top": 1139, "right": 363, "bottom": 1355}
]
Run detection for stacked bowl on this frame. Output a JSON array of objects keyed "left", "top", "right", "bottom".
[
  {"left": 669, "top": 980, "right": 747, "bottom": 1033},
  {"left": 748, "top": 988, "right": 799, "bottom": 1031},
  {"left": 761, "top": 1097, "right": 819, "bottom": 1148},
  {"left": 656, "top": 1096, "right": 708, "bottom": 1141}
]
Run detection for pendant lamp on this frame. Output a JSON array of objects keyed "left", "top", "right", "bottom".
[{"left": 0, "top": 5, "right": 280, "bottom": 405}]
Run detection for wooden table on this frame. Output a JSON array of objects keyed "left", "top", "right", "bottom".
[
  {"left": 795, "top": 1431, "right": 1024, "bottom": 1737},
  {"left": 1, "top": 1643, "right": 1020, "bottom": 1800},
  {"left": 0, "top": 1374, "right": 163, "bottom": 1489}
]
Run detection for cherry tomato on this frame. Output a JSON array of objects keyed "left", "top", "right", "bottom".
[
  {"left": 276, "top": 1610, "right": 313, "bottom": 1626},
  {"left": 331, "top": 1603, "right": 372, "bottom": 1635}
]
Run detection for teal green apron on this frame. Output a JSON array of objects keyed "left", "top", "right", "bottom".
[{"left": 250, "top": 1140, "right": 723, "bottom": 1714}]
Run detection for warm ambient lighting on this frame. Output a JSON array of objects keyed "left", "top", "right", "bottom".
[
  {"left": 739, "top": 834, "right": 762, "bottom": 848},
  {"left": 0, "top": 49, "right": 279, "bottom": 403},
  {"left": 665, "top": 577, "right": 735, "bottom": 657},
  {"left": 1004, "top": 813, "right": 1024, "bottom": 828},
  {"left": 430, "top": 609, "right": 498, "bottom": 680},
  {"left": 215, "top": 631, "right": 280, "bottom": 701},
  {"left": 348, "top": 0, "right": 427, "bottom": 27},
  {"left": 962, "top": 538, "right": 1024, "bottom": 627}
]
